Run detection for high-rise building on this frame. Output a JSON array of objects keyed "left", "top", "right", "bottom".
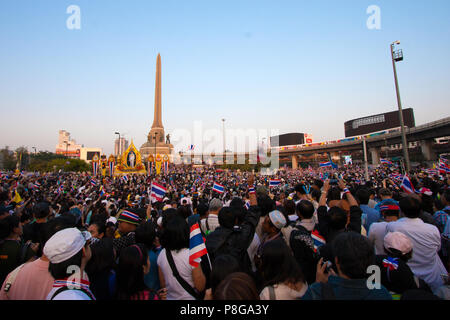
[
  {"left": 115, "top": 138, "right": 129, "bottom": 156},
  {"left": 56, "top": 130, "right": 82, "bottom": 158}
]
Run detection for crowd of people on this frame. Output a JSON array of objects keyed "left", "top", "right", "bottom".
[{"left": 0, "top": 161, "right": 449, "bottom": 300}]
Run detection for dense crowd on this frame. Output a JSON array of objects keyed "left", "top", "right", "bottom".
[{"left": 0, "top": 162, "right": 449, "bottom": 300}]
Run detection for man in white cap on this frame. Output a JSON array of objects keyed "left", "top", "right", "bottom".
[
  {"left": 255, "top": 210, "right": 287, "bottom": 269},
  {"left": 44, "top": 228, "right": 94, "bottom": 300}
]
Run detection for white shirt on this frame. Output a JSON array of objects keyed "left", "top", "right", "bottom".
[
  {"left": 368, "top": 221, "right": 389, "bottom": 255},
  {"left": 260, "top": 282, "right": 308, "bottom": 300},
  {"left": 157, "top": 248, "right": 196, "bottom": 300},
  {"left": 386, "top": 217, "right": 446, "bottom": 291}
]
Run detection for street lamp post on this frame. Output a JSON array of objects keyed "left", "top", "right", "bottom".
[
  {"left": 32, "top": 147, "right": 37, "bottom": 155},
  {"left": 390, "top": 41, "right": 411, "bottom": 172}
]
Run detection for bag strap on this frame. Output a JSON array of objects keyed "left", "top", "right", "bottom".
[
  {"left": 3, "top": 263, "right": 26, "bottom": 297},
  {"left": 205, "top": 217, "right": 211, "bottom": 233},
  {"left": 268, "top": 285, "right": 276, "bottom": 300},
  {"left": 165, "top": 249, "right": 200, "bottom": 300},
  {"left": 50, "top": 286, "right": 95, "bottom": 300}
]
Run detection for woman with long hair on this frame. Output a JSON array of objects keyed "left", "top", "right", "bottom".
[
  {"left": 258, "top": 239, "right": 308, "bottom": 300},
  {"left": 116, "top": 243, "right": 161, "bottom": 300}
]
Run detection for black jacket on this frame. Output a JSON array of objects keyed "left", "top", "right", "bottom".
[{"left": 205, "top": 205, "right": 261, "bottom": 275}]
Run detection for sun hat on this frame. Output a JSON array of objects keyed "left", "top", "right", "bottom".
[
  {"left": 384, "top": 232, "right": 413, "bottom": 255},
  {"left": 44, "top": 228, "right": 92, "bottom": 264}
]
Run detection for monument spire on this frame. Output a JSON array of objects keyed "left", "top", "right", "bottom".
[{"left": 152, "top": 53, "right": 162, "bottom": 129}]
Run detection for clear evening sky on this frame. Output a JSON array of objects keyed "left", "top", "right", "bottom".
[{"left": 1, "top": 0, "right": 449, "bottom": 155}]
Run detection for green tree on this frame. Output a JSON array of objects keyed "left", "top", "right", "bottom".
[{"left": 0, "top": 147, "right": 16, "bottom": 170}]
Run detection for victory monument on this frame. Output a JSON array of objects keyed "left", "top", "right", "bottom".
[{"left": 140, "top": 53, "right": 174, "bottom": 160}]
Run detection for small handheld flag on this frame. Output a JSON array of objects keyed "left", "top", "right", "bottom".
[
  {"left": 319, "top": 162, "right": 333, "bottom": 168},
  {"left": 400, "top": 175, "right": 415, "bottom": 194},
  {"left": 151, "top": 182, "right": 167, "bottom": 202},
  {"left": 189, "top": 223, "right": 208, "bottom": 268},
  {"left": 380, "top": 158, "right": 393, "bottom": 166},
  {"left": 212, "top": 182, "right": 225, "bottom": 194},
  {"left": 269, "top": 179, "right": 281, "bottom": 188},
  {"left": 90, "top": 179, "right": 97, "bottom": 186}
]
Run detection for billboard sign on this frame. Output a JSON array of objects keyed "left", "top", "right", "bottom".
[{"left": 344, "top": 108, "right": 415, "bottom": 137}]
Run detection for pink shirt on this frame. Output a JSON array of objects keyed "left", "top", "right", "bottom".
[{"left": 0, "top": 258, "right": 54, "bottom": 300}]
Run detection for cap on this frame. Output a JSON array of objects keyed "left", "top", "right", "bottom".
[
  {"left": 384, "top": 232, "right": 413, "bottom": 255},
  {"left": 117, "top": 209, "right": 142, "bottom": 226},
  {"left": 269, "top": 210, "right": 286, "bottom": 229},
  {"left": 44, "top": 228, "right": 91, "bottom": 264}
]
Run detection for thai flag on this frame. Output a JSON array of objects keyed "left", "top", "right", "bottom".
[
  {"left": 311, "top": 230, "right": 326, "bottom": 252},
  {"left": 269, "top": 179, "right": 281, "bottom": 188},
  {"left": 319, "top": 162, "right": 332, "bottom": 168},
  {"left": 148, "top": 162, "right": 153, "bottom": 176},
  {"left": 57, "top": 185, "right": 64, "bottom": 194},
  {"left": 212, "top": 182, "right": 225, "bottom": 194},
  {"left": 382, "top": 257, "right": 399, "bottom": 271},
  {"left": 380, "top": 158, "right": 393, "bottom": 166},
  {"left": 426, "top": 168, "right": 439, "bottom": 175},
  {"left": 109, "top": 161, "right": 114, "bottom": 176},
  {"left": 122, "top": 175, "right": 129, "bottom": 183},
  {"left": 439, "top": 155, "right": 448, "bottom": 164},
  {"left": 438, "top": 162, "right": 450, "bottom": 174},
  {"left": 189, "top": 223, "right": 208, "bottom": 268},
  {"left": 90, "top": 179, "right": 97, "bottom": 186},
  {"left": 151, "top": 182, "right": 167, "bottom": 202},
  {"left": 244, "top": 200, "right": 250, "bottom": 210},
  {"left": 400, "top": 175, "right": 415, "bottom": 194},
  {"left": 189, "top": 144, "right": 195, "bottom": 151}
]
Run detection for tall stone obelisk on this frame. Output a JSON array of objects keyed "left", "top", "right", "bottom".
[{"left": 140, "top": 53, "right": 173, "bottom": 159}]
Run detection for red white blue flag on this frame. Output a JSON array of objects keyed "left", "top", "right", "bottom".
[
  {"left": 212, "top": 182, "right": 225, "bottom": 194},
  {"left": 269, "top": 179, "right": 281, "bottom": 188},
  {"left": 400, "top": 174, "right": 415, "bottom": 194},
  {"left": 189, "top": 223, "right": 208, "bottom": 268},
  {"left": 151, "top": 182, "right": 167, "bottom": 202}
]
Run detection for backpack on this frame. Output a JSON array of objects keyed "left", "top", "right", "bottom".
[
  {"left": 213, "top": 231, "right": 253, "bottom": 275},
  {"left": 289, "top": 224, "right": 325, "bottom": 284}
]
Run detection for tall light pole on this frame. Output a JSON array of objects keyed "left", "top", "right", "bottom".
[
  {"left": 115, "top": 132, "right": 121, "bottom": 156},
  {"left": 32, "top": 147, "right": 37, "bottom": 155},
  {"left": 363, "top": 137, "right": 369, "bottom": 181},
  {"left": 154, "top": 132, "right": 158, "bottom": 157},
  {"left": 222, "top": 118, "right": 226, "bottom": 163},
  {"left": 390, "top": 40, "right": 410, "bottom": 172}
]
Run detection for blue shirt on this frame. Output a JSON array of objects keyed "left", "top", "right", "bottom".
[
  {"left": 144, "top": 247, "right": 162, "bottom": 291},
  {"left": 302, "top": 276, "right": 392, "bottom": 300},
  {"left": 360, "top": 205, "right": 381, "bottom": 231}
]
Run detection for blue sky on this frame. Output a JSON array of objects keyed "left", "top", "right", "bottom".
[{"left": 1, "top": 0, "right": 449, "bottom": 155}]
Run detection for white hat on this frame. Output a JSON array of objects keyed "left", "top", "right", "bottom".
[
  {"left": 44, "top": 228, "right": 91, "bottom": 264},
  {"left": 107, "top": 216, "right": 117, "bottom": 225},
  {"left": 269, "top": 210, "right": 287, "bottom": 229}
]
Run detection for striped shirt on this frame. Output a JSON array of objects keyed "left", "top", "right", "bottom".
[{"left": 433, "top": 206, "right": 450, "bottom": 233}]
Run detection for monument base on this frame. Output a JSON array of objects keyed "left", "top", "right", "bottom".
[{"left": 140, "top": 142, "right": 174, "bottom": 161}]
